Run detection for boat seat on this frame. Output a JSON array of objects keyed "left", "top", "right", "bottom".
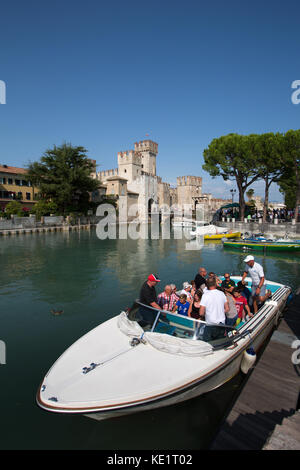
[{"left": 154, "top": 322, "right": 177, "bottom": 336}]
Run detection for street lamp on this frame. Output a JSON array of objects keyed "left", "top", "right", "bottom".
[{"left": 230, "top": 189, "right": 236, "bottom": 203}]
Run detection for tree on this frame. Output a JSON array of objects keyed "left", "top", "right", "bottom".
[
  {"left": 202, "top": 133, "right": 261, "bottom": 220},
  {"left": 246, "top": 188, "right": 254, "bottom": 201},
  {"left": 5, "top": 201, "right": 23, "bottom": 217},
  {"left": 254, "top": 132, "right": 284, "bottom": 222},
  {"left": 30, "top": 200, "right": 58, "bottom": 219},
  {"left": 279, "top": 175, "right": 296, "bottom": 209},
  {"left": 279, "top": 130, "right": 300, "bottom": 222},
  {"left": 26, "top": 144, "right": 100, "bottom": 215}
]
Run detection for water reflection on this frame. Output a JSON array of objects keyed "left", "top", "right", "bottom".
[{"left": 0, "top": 228, "right": 299, "bottom": 450}]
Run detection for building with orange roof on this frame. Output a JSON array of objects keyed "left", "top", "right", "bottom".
[{"left": 0, "top": 165, "right": 37, "bottom": 212}]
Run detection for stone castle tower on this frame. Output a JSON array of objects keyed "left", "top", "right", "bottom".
[
  {"left": 134, "top": 140, "right": 158, "bottom": 177},
  {"left": 116, "top": 140, "right": 158, "bottom": 184},
  {"left": 176, "top": 176, "right": 202, "bottom": 208}
]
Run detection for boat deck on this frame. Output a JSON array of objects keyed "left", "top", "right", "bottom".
[{"left": 210, "top": 288, "right": 300, "bottom": 450}]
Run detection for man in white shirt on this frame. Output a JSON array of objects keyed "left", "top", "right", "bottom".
[
  {"left": 199, "top": 278, "right": 229, "bottom": 342},
  {"left": 241, "top": 255, "right": 271, "bottom": 313}
]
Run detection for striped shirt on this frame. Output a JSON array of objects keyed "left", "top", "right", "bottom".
[{"left": 157, "top": 292, "right": 178, "bottom": 311}]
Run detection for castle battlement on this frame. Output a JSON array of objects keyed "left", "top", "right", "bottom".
[
  {"left": 118, "top": 150, "right": 141, "bottom": 166},
  {"left": 177, "top": 176, "right": 202, "bottom": 186},
  {"left": 97, "top": 168, "right": 119, "bottom": 181},
  {"left": 134, "top": 140, "right": 158, "bottom": 155}
]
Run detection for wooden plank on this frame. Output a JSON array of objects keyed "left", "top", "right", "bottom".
[{"left": 211, "top": 292, "right": 300, "bottom": 450}]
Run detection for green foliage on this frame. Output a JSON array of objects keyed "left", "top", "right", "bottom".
[
  {"left": 246, "top": 188, "right": 254, "bottom": 200},
  {"left": 25, "top": 143, "right": 100, "bottom": 215},
  {"left": 203, "top": 131, "right": 300, "bottom": 221},
  {"left": 203, "top": 133, "right": 260, "bottom": 220},
  {"left": 279, "top": 129, "right": 300, "bottom": 220},
  {"left": 5, "top": 201, "right": 23, "bottom": 217},
  {"left": 30, "top": 200, "right": 58, "bottom": 219},
  {"left": 252, "top": 132, "right": 285, "bottom": 221}
]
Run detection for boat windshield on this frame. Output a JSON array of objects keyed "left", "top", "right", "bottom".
[{"left": 127, "top": 302, "right": 236, "bottom": 349}]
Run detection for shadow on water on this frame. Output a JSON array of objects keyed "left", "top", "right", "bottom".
[{"left": 80, "top": 373, "right": 247, "bottom": 451}]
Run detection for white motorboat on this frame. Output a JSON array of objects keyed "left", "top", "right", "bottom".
[
  {"left": 190, "top": 224, "right": 228, "bottom": 238},
  {"left": 172, "top": 219, "right": 206, "bottom": 227},
  {"left": 37, "top": 277, "right": 291, "bottom": 421}
]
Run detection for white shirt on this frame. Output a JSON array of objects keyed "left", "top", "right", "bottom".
[
  {"left": 200, "top": 289, "right": 226, "bottom": 324},
  {"left": 180, "top": 289, "right": 193, "bottom": 302},
  {"left": 244, "top": 262, "right": 266, "bottom": 287}
]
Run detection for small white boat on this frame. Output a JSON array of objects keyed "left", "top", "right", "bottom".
[
  {"left": 172, "top": 219, "right": 206, "bottom": 227},
  {"left": 36, "top": 277, "right": 291, "bottom": 421},
  {"left": 190, "top": 224, "right": 229, "bottom": 238}
]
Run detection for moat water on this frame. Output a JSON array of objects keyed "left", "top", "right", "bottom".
[{"left": 0, "top": 228, "right": 299, "bottom": 450}]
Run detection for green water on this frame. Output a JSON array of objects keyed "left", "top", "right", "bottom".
[{"left": 0, "top": 229, "right": 299, "bottom": 450}]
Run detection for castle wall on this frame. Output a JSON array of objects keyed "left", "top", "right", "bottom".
[
  {"left": 97, "top": 168, "right": 118, "bottom": 182},
  {"left": 157, "top": 181, "right": 171, "bottom": 208},
  {"left": 128, "top": 174, "right": 158, "bottom": 222}
]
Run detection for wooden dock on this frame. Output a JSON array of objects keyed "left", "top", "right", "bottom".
[
  {"left": 0, "top": 224, "right": 92, "bottom": 236},
  {"left": 210, "top": 290, "right": 300, "bottom": 450}
]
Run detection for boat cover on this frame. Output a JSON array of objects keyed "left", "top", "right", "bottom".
[
  {"left": 118, "top": 311, "right": 144, "bottom": 337},
  {"left": 143, "top": 332, "right": 214, "bottom": 357},
  {"left": 195, "top": 225, "right": 228, "bottom": 235},
  {"left": 117, "top": 312, "right": 214, "bottom": 357}
]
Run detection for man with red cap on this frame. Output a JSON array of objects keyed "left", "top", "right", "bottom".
[{"left": 139, "top": 274, "right": 161, "bottom": 309}]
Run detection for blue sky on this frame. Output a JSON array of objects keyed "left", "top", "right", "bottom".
[{"left": 1, "top": 0, "right": 300, "bottom": 202}]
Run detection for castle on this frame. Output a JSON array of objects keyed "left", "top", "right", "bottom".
[{"left": 92, "top": 139, "right": 230, "bottom": 221}]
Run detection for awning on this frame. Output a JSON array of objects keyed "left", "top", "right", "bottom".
[{"left": 219, "top": 203, "right": 239, "bottom": 210}]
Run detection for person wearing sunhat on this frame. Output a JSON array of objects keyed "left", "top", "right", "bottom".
[
  {"left": 139, "top": 274, "right": 161, "bottom": 309},
  {"left": 241, "top": 255, "right": 272, "bottom": 313}
]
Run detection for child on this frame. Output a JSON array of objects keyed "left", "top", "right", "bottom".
[
  {"left": 173, "top": 294, "right": 190, "bottom": 316},
  {"left": 224, "top": 290, "right": 238, "bottom": 327},
  {"left": 233, "top": 287, "right": 253, "bottom": 322}
]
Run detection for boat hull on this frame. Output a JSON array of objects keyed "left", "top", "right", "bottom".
[
  {"left": 37, "top": 280, "right": 290, "bottom": 421},
  {"left": 204, "top": 232, "right": 241, "bottom": 240},
  {"left": 223, "top": 241, "right": 300, "bottom": 252}
]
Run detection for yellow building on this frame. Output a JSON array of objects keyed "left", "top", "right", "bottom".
[{"left": 0, "top": 165, "right": 37, "bottom": 212}]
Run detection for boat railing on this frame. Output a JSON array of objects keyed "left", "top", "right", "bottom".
[{"left": 127, "top": 301, "right": 238, "bottom": 349}]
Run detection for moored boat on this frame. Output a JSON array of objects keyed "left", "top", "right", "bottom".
[
  {"left": 223, "top": 240, "right": 300, "bottom": 252},
  {"left": 190, "top": 224, "right": 229, "bottom": 238},
  {"left": 204, "top": 231, "right": 241, "bottom": 240},
  {"left": 36, "top": 277, "right": 291, "bottom": 421}
]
